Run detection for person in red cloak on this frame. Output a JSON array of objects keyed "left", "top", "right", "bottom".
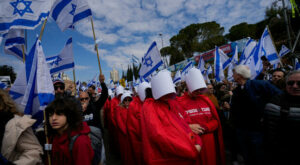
[
  {"left": 127, "top": 82, "right": 152, "bottom": 165},
  {"left": 115, "top": 92, "right": 134, "bottom": 165},
  {"left": 141, "top": 70, "right": 202, "bottom": 165},
  {"left": 177, "top": 68, "right": 225, "bottom": 165}
]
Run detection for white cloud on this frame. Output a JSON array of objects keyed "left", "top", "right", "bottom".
[{"left": 75, "top": 65, "right": 91, "bottom": 70}]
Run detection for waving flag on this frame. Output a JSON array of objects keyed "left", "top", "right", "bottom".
[
  {"left": 295, "top": 58, "right": 300, "bottom": 70},
  {"left": 51, "top": 0, "right": 92, "bottom": 31},
  {"left": 46, "top": 37, "right": 74, "bottom": 74},
  {"left": 232, "top": 45, "right": 239, "bottom": 64},
  {"left": 0, "top": 0, "right": 51, "bottom": 34},
  {"left": 227, "top": 62, "right": 235, "bottom": 81},
  {"left": 87, "top": 74, "right": 97, "bottom": 87},
  {"left": 279, "top": 45, "right": 290, "bottom": 58},
  {"left": 9, "top": 39, "right": 54, "bottom": 128},
  {"left": 132, "top": 55, "right": 140, "bottom": 65},
  {"left": 139, "top": 42, "right": 163, "bottom": 80},
  {"left": 0, "top": 35, "right": 3, "bottom": 45},
  {"left": 4, "top": 29, "right": 26, "bottom": 60},
  {"left": 181, "top": 61, "right": 193, "bottom": 81},
  {"left": 173, "top": 70, "right": 181, "bottom": 84},
  {"left": 239, "top": 38, "right": 257, "bottom": 65},
  {"left": 214, "top": 47, "right": 230, "bottom": 82},
  {"left": 197, "top": 56, "right": 206, "bottom": 74},
  {"left": 0, "top": 82, "right": 7, "bottom": 89}
]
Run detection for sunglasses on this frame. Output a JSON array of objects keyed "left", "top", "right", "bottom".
[
  {"left": 80, "top": 97, "right": 89, "bottom": 101},
  {"left": 287, "top": 81, "right": 300, "bottom": 87},
  {"left": 54, "top": 86, "right": 64, "bottom": 90}
]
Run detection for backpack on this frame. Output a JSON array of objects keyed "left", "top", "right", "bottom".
[{"left": 69, "top": 126, "right": 105, "bottom": 165}]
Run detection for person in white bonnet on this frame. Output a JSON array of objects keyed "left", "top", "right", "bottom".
[
  {"left": 177, "top": 67, "right": 226, "bottom": 165},
  {"left": 140, "top": 70, "right": 202, "bottom": 165}
]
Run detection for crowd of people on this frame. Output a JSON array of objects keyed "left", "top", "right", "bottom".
[{"left": 0, "top": 64, "right": 300, "bottom": 165}]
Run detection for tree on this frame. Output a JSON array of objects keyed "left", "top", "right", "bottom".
[
  {"left": 226, "top": 22, "right": 257, "bottom": 41},
  {"left": 0, "top": 65, "right": 16, "bottom": 83}
]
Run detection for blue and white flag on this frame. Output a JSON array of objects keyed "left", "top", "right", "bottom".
[
  {"left": 139, "top": 42, "right": 163, "bottom": 80},
  {"left": 279, "top": 45, "right": 290, "bottom": 58},
  {"left": 232, "top": 45, "right": 239, "bottom": 64},
  {"left": 0, "top": 35, "right": 3, "bottom": 45},
  {"left": 9, "top": 39, "right": 54, "bottom": 128},
  {"left": 4, "top": 29, "right": 26, "bottom": 61},
  {"left": 132, "top": 55, "right": 140, "bottom": 65},
  {"left": 214, "top": 47, "right": 229, "bottom": 82},
  {"left": 51, "top": 0, "right": 92, "bottom": 31},
  {"left": 0, "top": 0, "right": 51, "bottom": 34},
  {"left": 46, "top": 37, "right": 74, "bottom": 75},
  {"left": 181, "top": 61, "right": 193, "bottom": 82},
  {"left": 173, "top": 70, "right": 181, "bottom": 84},
  {"left": 75, "top": 80, "right": 81, "bottom": 91},
  {"left": 239, "top": 38, "right": 257, "bottom": 65},
  {"left": 295, "top": 58, "right": 300, "bottom": 70},
  {"left": 0, "top": 82, "right": 7, "bottom": 89},
  {"left": 197, "top": 56, "right": 206, "bottom": 74},
  {"left": 227, "top": 62, "right": 235, "bottom": 81},
  {"left": 87, "top": 74, "right": 97, "bottom": 87}
]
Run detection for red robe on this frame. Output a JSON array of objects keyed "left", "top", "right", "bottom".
[
  {"left": 127, "top": 97, "right": 143, "bottom": 165},
  {"left": 141, "top": 98, "right": 202, "bottom": 165},
  {"left": 50, "top": 122, "right": 94, "bottom": 165},
  {"left": 115, "top": 105, "right": 134, "bottom": 165},
  {"left": 103, "top": 98, "right": 111, "bottom": 129},
  {"left": 109, "top": 97, "right": 121, "bottom": 152},
  {"left": 177, "top": 94, "right": 226, "bottom": 165}
]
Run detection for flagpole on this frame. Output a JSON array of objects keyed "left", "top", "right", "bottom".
[
  {"left": 39, "top": 18, "right": 48, "bottom": 41},
  {"left": 90, "top": 17, "right": 103, "bottom": 75},
  {"left": 21, "top": 45, "right": 25, "bottom": 63},
  {"left": 73, "top": 69, "right": 77, "bottom": 96},
  {"left": 43, "top": 111, "right": 52, "bottom": 165},
  {"left": 267, "top": 26, "right": 283, "bottom": 66}
]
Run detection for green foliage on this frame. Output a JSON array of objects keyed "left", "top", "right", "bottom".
[
  {"left": 226, "top": 22, "right": 256, "bottom": 41},
  {"left": 0, "top": 65, "right": 16, "bottom": 83}
]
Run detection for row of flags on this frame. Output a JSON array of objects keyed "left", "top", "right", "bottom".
[{"left": 0, "top": 0, "right": 93, "bottom": 128}]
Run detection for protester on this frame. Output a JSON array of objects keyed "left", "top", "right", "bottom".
[
  {"left": 88, "top": 85, "right": 97, "bottom": 102},
  {"left": 127, "top": 82, "right": 152, "bottom": 165},
  {"left": 53, "top": 78, "right": 67, "bottom": 98},
  {"left": 178, "top": 68, "right": 225, "bottom": 165},
  {"left": 264, "top": 70, "right": 300, "bottom": 165},
  {"left": 79, "top": 74, "right": 108, "bottom": 130},
  {"left": 45, "top": 98, "right": 94, "bottom": 165},
  {"left": 230, "top": 65, "right": 282, "bottom": 165},
  {"left": 141, "top": 70, "right": 201, "bottom": 165},
  {"left": 115, "top": 92, "right": 133, "bottom": 165},
  {"left": 0, "top": 89, "right": 43, "bottom": 165},
  {"left": 270, "top": 68, "right": 286, "bottom": 90}
]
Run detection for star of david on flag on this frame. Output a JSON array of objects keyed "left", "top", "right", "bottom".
[
  {"left": 50, "top": 0, "right": 92, "bottom": 31},
  {"left": 46, "top": 37, "right": 75, "bottom": 75},
  {"left": 139, "top": 41, "right": 163, "bottom": 80},
  {"left": 0, "top": 0, "right": 51, "bottom": 34}
]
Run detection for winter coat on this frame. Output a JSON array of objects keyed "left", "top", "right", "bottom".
[
  {"left": 264, "top": 93, "right": 300, "bottom": 165},
  {"left": 1, "top": 115, "right": 43, "bottom": 165},
  {"left": 177, "top": 94, "right": 226, "bottom": 165},
  {"left": 141, "top": 98, "right": 201, "bottom": 165},
  {"left": 50, "top": 122, "right": 94, "bottom": 165}
]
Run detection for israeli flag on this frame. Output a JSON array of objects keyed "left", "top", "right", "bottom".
[
  {"left": 227, "top": 62, "right": 235, "bottom": 81},
  {"left": 239, "top": 38, "right": 257, "bottom": 65},
  {"left": 254, "top": 27, "right": 278, "bottom": 66},
  {"left": 4, "top": 29, "right": 26, "bottom": 60},
  {"left": 46, "top": 37, "right": 74, "bottom": 75},
  {"left": 214, "top": 47, "right": 229, "bottom": 82},
  {"left": 197, "top": 56, "right": 206, "bottom": 74},
  {"left": 181, "top": 61, "right": 193, "bottom": 81},
  {"left": 139, "top": 42, "right": 163, "bottom": 80},
  {"left": 0, "top": 0, "right": 51, "bottom": 34},
  {"left": 0, "top": 82, "right": 7, "bottom": 89},
  {"left": 87, "top": 74, "right": 97, "bottom": 87},
  {"left": 9, "top": 39, "right": 54, "bottom": 128},
  {"left": 279, "top": 45, "right": 290, "bottom": 58},
  {"left": 76, "top": 80, "right": 81, "bottom": 91},
  {"left": 51, "top": 0, "right": 92, "bottom": 31},
  {"left": 173, "top": 70, "right": 181, "bottom": 84},
  {"left": 232, "top": 45, "right": 239, "bottom": 64},
  {"left": 132, "top": 55, "right": 140, "bottom": 65},
  {"left": 0, "top": 35, "right": 3, "bottom": 45},
  {"left": 295, "top": 58, "right": 300, "bottom": 70}
]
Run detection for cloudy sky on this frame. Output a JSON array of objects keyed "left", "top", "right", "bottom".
[{"left": 0, "top": 0, "right": 279, "bottom": 82}]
